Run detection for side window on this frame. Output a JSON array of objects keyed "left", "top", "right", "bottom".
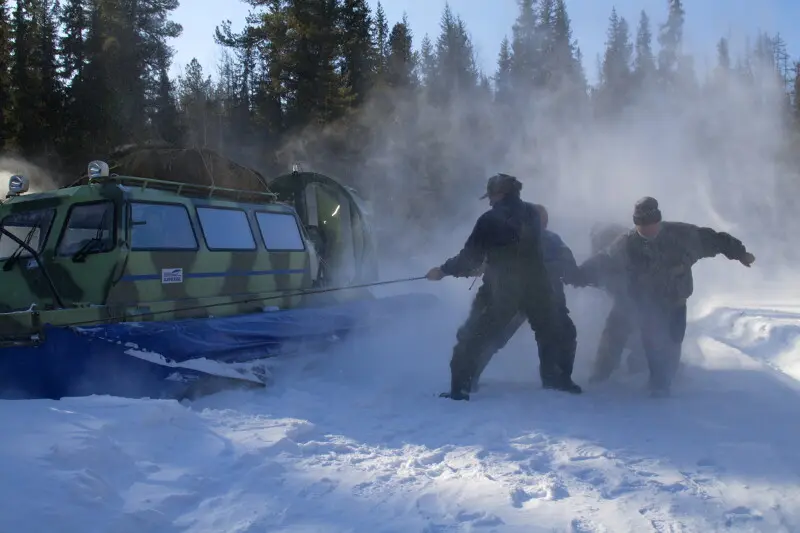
[
  {"left": 256, "top": 212, "right": 305, "bottom": 251},
  {"left": 130, "top": 203, "right": 197, "bottom": 250},
  {"left": 196, "top": 207, "right": 256, "bottom": 250},
  {"left": 0, "top": 208, "right": 56, "bottom": 259},
  {"left": 57, "top": 202, "right": 115, "bottom": 256}
]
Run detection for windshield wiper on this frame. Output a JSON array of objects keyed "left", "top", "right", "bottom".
[
  {"left": 71, "top": 237, "right": 103, "bottom": 263},
  {"left": 72, "top": 207, "right": 111, "bottom": 263},
  {"left": 0, "top": 227, "right": 64, "bottom": 308},
  {"left": 2, "top": 226, "right": 37, "bottom": 271}
]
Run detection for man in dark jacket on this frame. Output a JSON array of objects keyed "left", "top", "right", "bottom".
[
  {"left": 468, "top": 204, "right": 582, "bottom": 393},
  {"left": 578, "top": 197, "right": 755, "bottom": 396},
  {"left": 426, "top": 175, "right": 580, "bottom": 400},
  {"left": 586, "top": 222, "right": 647, "bottom": 383}
]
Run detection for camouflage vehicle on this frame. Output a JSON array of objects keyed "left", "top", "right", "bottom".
[{"left": 0, "top": 158, "right": 432, "bottom": 400}]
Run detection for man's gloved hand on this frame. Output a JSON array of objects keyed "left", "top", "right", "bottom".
[
  {"left": 426, "top": 267, "right": 446, "bottom": 281},
  {"left": 740, "top": 252, "right": 755, "bottom": 268}
]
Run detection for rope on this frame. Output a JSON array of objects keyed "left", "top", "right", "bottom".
[{"left": 52, "top": 275, "right": 428, "bottom": 329}]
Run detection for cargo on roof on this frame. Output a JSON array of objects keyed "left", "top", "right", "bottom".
[{"left": 105, "top": 144, "right": 272, "bottom": 192}]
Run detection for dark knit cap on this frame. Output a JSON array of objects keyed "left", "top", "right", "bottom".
[{"left": 633, "top": 196, "right": 662, "bottom": 226}]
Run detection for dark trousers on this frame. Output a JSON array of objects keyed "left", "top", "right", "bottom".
[
  {"left": 452, "top": 283, "right": 574, "bottom": 391},
  {"left": 590, "top": 299, "right": 642, "bottom": 381},
  {"left": 542, "top": 312, "right": 577, "bottom": 379},
  {"left": 638, "top": 302, "right": 687, "bottom": 391}
]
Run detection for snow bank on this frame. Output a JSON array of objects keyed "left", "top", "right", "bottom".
[{"left": 696, "top": 305, "right": 800, "bottom": 383}]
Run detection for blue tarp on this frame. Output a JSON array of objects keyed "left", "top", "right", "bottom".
[{"left": 0, "top": 292, "right": 438, "bottom": 400}]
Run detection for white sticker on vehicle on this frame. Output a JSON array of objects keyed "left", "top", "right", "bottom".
[{"left": 161, "top": 268, "right": 183, "bottom": 284}]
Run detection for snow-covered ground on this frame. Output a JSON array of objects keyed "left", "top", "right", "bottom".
[{"left": 3, "top": 281, "right": 800, "bottom": 533}]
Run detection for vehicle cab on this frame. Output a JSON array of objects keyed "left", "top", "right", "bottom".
[{"left": 0, "top": 161, "right": 314, "bottom": 317}]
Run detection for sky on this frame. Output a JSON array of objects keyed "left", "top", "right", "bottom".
[{"left": 170, "top": 0, "right": 800, "bottom": 84}]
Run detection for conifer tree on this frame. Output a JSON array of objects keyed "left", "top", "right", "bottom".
[
  {"left": 418, "top": 34, "right": 436, "bottom": 89},
  {"left": 633, "top": 10, "right": 655, "bottom": 91},
  {"left": 386, "top": 16, "right": 415, "bottom": 90},
  {"left": 0, "top": 0, "right": 11, "bottom": 150},
  {"left": 494, "top": 36, "right": 512, "bottom": 105},
  {"left": 37, "top": 0, "right": 63, "bottom": 154},
  {"left": 340, "top": 0, "right": 375, "bottom": 105},
  {"left": 10, "top": 0, "right": 36, "bottom": 152},
  {"left": 372, "top": 1, "right": 388, "bottom": 77},
  {"left": 657, "top": 0, "right": 685, "bottom": 88},
  {"left": 509, "top": 0, "right": 538, "bottom": 97},
  {"left": 597, "top": 8, "right": 632, "bottom": 115}
]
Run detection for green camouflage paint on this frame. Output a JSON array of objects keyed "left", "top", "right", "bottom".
[{"left": 0, "top": 172, "right": 374, "bottom": 345}]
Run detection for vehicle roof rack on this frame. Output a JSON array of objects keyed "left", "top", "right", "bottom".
[{"left": 99, "top": 175, "right": 277, "bottom": 202}]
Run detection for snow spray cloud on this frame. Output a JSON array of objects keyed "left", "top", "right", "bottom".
[
  {"left": 265, "top": 8, "right": 797, "bottom": 386},
  {"left": 352, "top": 27, "right": 793, "bottom": 290},
  {"left": 277, "top": 42, "right": 792, "bottom": 283},
  {"left": 0, "top": 156, "right": 57, "bottom": 197}
]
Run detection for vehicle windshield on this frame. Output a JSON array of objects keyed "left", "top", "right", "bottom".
[
  {"left": 0, "top": 208, "right": 56, "bottom": 260},
  {"left": 57, "top": 202, "right": 115, "bottom": 257}
]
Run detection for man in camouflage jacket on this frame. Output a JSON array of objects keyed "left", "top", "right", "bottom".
[{"left": 578, "top": 197, "right": 755, "bottom": 396}]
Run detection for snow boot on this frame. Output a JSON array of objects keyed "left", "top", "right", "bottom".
[
  {"left": 543, "top": 377, "right": 583, "bottom": 394},
  {"left": 439, "top": 390, "right": 470, "bottom": 401},
  {"left": 440, "top": 376, "right": 471, "bottom": 401}
]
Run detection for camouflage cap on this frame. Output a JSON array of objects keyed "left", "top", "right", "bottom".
[{"left": 480, "top": 173, "right": 523, "bottom": 199}]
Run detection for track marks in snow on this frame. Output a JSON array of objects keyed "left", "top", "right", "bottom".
[
  {"left": 2, "top": 385, "right": 797, "bottom": 533},
  {"left": 7, "top": 302, "right": 800, "bottom": 532},
  {"left": 215, "top": 400, "right": 723, "bottom": 530},
  {"left": 194, "top": 363, "right": 800, "bottom": 532}
]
